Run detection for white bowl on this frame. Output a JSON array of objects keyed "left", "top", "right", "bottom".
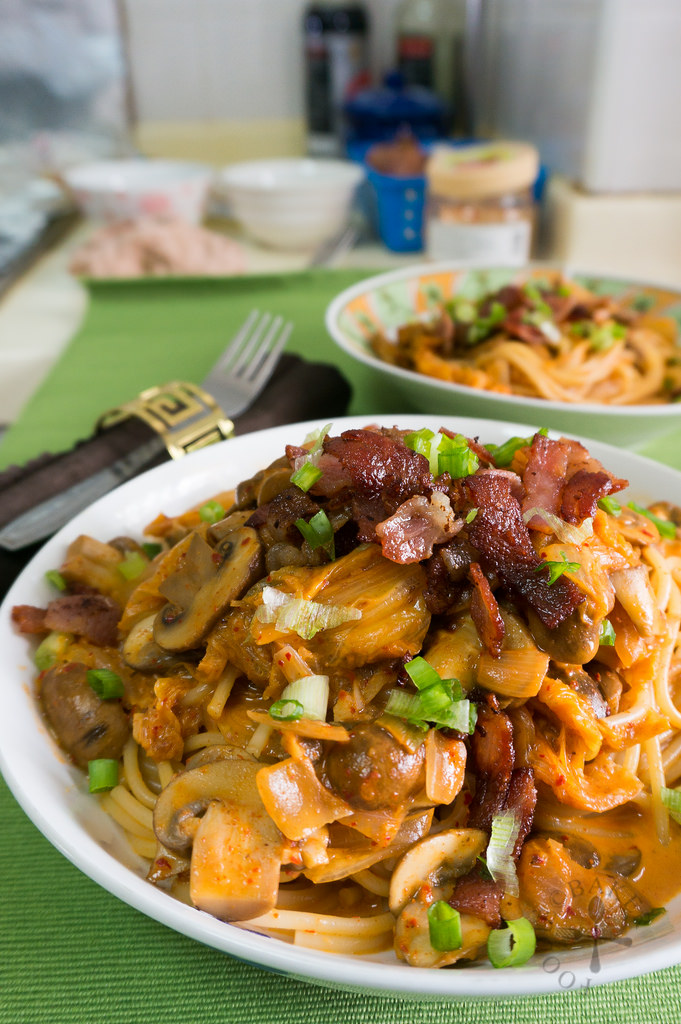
[
  {"left": 62, "top": 159, "right": 214, "bottom": 224},
  {"left": 217, "top": 158, "right": 364, "bottom": 250},
  {"left": 2, "top": 414, "right": 681, "bottom": 998},
  {"left": 325, "top": 262, "right": 681, "bottom": 449}
]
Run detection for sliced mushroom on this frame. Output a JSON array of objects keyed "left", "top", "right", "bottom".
[
  {"left": 610, "top": 566, "right": 660, "bottom": 638},
  {"left": 394, "top": 899, "right": 491, "bottom": 968},
  {"left": 190, "top": 800, "right": 282, "bottom": 921},
  {"left": 234, "top": 456, "right": 291, "bottom": 509},
  {"left": 122, "top": 613, "right": 181, "bottom": 671},
  {"left": 153, "top": 526, "right": 263, "bottom": 652},
  {"left": 527, "top": 605, "right": 601, "bottom": 664},
  {"left": 153, "top": 753, "right": 283, "bottom": 921},
  {"left": 389, "top": 827, "right": 487, "bottom": 915},
  {"left": 40, "top": 661, "right": 130, "bottom": 769}
]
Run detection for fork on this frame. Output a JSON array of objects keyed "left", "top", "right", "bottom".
[
  {"left": 0, "top": 310, "right": 294, "bottom": 551},
  {"left": 203, "top": 310, "right": 293, "bottom": 419}
]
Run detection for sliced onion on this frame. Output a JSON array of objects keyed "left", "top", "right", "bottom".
[
  {"left": 279, "top": 675, "right": 329, "bottom": 722},
  {"left": 523, "top": 506, "right": 593, "bottom": 544},
  {"left": 255, "top": 587, "right": 362, "bottom": 640},
  {"left": 486, "top": 810, "right": 520, "bottom": 896}
]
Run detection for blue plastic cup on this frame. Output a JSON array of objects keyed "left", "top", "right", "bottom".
[{"left": 366, "top": 167, "right": 426, "bottom": 253}]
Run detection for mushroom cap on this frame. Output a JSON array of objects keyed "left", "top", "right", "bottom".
[
  {"left": 153, "top": 526, "right": 263, "bottom": 652},
  {"left": 153, "top": 751, "right": 284, "bottom": 922},
  {"left": 190, "top": 799, "right": 282, "bottom": 921},
  {"left": 153, "top": 753, "right": 274, "bottom": 853},
  {"left": 389, "top": 827, "right": 488, "bottom": 915}
]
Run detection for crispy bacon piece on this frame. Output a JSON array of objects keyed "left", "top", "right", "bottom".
[
  {"left": 11, "top": 604, "right": 48, "bottom": 634},
  {"left": 522, "top": 434, "right": 627, "bottom": 527},
  {"left": 467, "top": 695, "right": 515, "bottom": 831},
  {"left": 449, "top": 870, "right": 503, "bottom": 928},
  {"left": 463, "top": 472, "right": 584, "bottom": 629},
  {"left": 375, "top": 492, "right": 463, "bottom": 565},
  {"left": 468, "top": 562, "right": 504, "bottom": 657},
  {"left": 560, "top": 469, "right": 621, "bottom": 524},
  {"left": 42, "top": 594, "right": 121, "bottom": 647},
  {"left": 504, "top": 767, "right": 537, "bottom": 858},
  {"left": 315, "top": 429, "right": 432, "bottom": 509},
  {"left": 522, "top": 433, "right": 569, "bottom": 526},
  {"left": 501, "top": 311, "right": 548, "bottom": 347}
]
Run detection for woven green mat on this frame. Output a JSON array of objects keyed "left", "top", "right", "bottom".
[{"left": 2, "top": 268, "right": 681, "bottom": 1022}]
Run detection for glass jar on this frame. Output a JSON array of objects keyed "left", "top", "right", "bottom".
[{"left": 425, "top": 141, "right": 539, "bottom": 265}]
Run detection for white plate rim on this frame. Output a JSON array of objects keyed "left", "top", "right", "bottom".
[{"left": 1, "top": 413, "right": 680, "bottom": 999}]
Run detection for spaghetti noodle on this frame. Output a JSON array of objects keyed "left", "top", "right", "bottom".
[
  {"left": 370, "top": 274, "right": 681, "bottom": 405},
  {"left": 12, "top": 423, "right": 681, "bottom": 968}
]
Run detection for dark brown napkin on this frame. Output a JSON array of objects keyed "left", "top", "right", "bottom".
[{"left": 0, "top": 353, "right": 351, "bottom": 596}]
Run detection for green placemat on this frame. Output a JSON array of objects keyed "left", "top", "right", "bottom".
[
  {"left": 2, "top": 268, "right": 681, "bottom": 1022},
  {"left": 0, "top": 269, "right": 402, "bottom": 469}
]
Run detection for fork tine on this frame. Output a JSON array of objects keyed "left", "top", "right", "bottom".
[
  {"left": 211, "top": 308, "right": 261, "bottom": 374},
  {"left": 245, "top": 315, "right": 285, "bottom": 379},
  {"left": 250, "top": 320, "right": 292, "bottom": 389},
  {"left": 231, "top": 312, "right": 272, "bottom": 376}
]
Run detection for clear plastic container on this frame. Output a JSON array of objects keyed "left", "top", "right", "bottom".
[{"left": 425, "top": 141, "right": 539, "bottom": 265}]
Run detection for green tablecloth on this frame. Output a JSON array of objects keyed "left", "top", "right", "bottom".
[{"left": 2, "top": 268, "right": 681, "bottom": 1023}]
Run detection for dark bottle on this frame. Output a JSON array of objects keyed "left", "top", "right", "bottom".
[{"left": 303, "top": 3, "right": 370, "bottom": 156}]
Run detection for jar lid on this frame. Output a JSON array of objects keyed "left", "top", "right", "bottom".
[{"left": 426, "top": 142, "right": 539, "bottom": 199}]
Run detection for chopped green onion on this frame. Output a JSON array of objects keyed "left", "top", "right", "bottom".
[
  {"left": 389, "top": 659, "right": 477, "bottom": 734},
  {"left": 428, "top": 901, "right": 462, "bottom": 952},
  {"left": 449, "top": 298, "right": 476, "bottom": 323},
  {"left": 290, "top": 462, "right": 323, "bottom": 492},
  {"left": 117, "top": 550, "right": 148, "bottom": 580},
  {"left": 405, "top": 430, "right": 478, "bottom": 479},
  {"left": 485, "top": 428, "right": 547, "bottom": 468},
  {"left": 269, "top": 698, "right": 304, "bottom": 721},
  {"left": 290, "top": 424, "right": 331, "bottom": 491},
  {"left": 628, "top": 502, "right": 676, "bottom": 540},
  {"left": 465, "top": 508, "right": 478, "bottom": 524},
  {"left": 405, "top": 656, "right": 442, "bottom": 691},
  {"left": 295, "top": 509, "right": 335, "bottom": 560},
  {"left": 87, "top": 668, "right": 124, "bottom": 700},
  {"left": 277, "top": 675, "right": 329, "bottom": 721},
  {"left": 404, "top": 427, "right": 435, "bottom": 460},
  {"left": 633, "top": 908, "right": 665, "bottom": 927},
  {"left": 599, "top": 619, "right": 616, "bottom": 646},
  {"left": 45, "top": 569, "right": 67, "bottom": 591},
  {"left": 34, "top": 630, "right": 70, "bottom": 672},
  {"left": 598, "top": 496, "right": 622, "bottom": 516},
  {"left": 535, "top": 551, "right": 581, "bottom": 585},
  {"left": 198, "top": 500, "right": 225, "bottom": 524},
  {"left": 384, "top": 688, "right": 428, "bottom": 724},
  {"left": 589, "top": 321, "right": 627, "bottom": 351},
  {"left": 487, "top": 811, "right": 520, "bottom": 895},
  {"left": 487, "top": 918, "right": 536, "bottom": 968},
  {"left": 631, "top": 294, "right": 655, "bottom": 312},
  {"left": 88, "top": 759, "right": 119, "bottom": 793},
  {"left": 523, "top": 282, "right": 553, "bottom": 318},
  {"left": 661, "top": 785, "right": 681, "bottom": 824},
  {"left": 142, "top": 542, "right": 163, "bottom": 560},
  {"left": 437, "top": 434, "right": 479, "bottom": 479}
]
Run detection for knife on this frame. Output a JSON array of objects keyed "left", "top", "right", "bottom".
[{"left": 0, "top": 347, "right": 352, "bottom": 556}]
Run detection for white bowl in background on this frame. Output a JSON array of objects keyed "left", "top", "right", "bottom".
[
  {"left": 217, "top": 158, "right": 364, "bottom": 250},
  {"left": 325, "top": 262, "right": 681, "bottom": 449},
  {"left": 62, "top": 159, "right": 214, "bottom": 224}
]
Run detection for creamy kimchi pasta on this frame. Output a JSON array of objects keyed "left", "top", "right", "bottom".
[
  {"left": 370, "top": 275, "right": 681, "bottom": 406},
  {"left": 12, "top": 424, "right": 681, "bottom": 968}
]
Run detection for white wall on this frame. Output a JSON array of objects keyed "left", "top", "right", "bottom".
[{"left": 124, "top": 0, "right": 403, "bottom": 125}]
